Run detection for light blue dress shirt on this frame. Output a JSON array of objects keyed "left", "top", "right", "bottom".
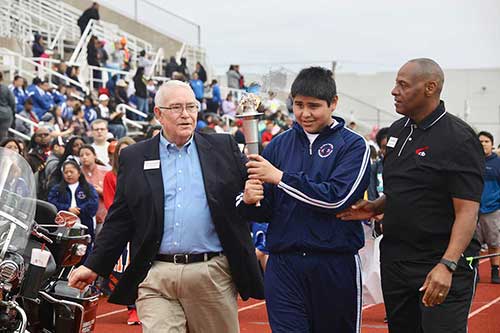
[{"left": 158, "top": 133, "right": 222, "bottom": 254}]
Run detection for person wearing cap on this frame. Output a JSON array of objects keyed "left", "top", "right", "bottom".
[
  {"left": 115, "top": 79, "right": 129, "bottom": 103},
  {"left": 97, "top": 94, "right": 126, "bottom": 139},
  {"left": 69, "top": 80, "right": 264, "bottom": 332},
  {"left": 120, "top": 37, "right": 131, "bottom": 71},
  {"left": 25, "top": 125, "right": 53, "bottom": 199}
]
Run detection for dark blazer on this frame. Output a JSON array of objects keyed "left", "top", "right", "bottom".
[{"left": 85, "top": 132, "right": 264, "bottom": 305}]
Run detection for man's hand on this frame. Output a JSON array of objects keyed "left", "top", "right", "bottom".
[
  {"left": 419, "top": 264, "right": 452, "bottom": 307},
  {"left": 336, "top": 199, "right": 379, "bottom": 221},
  {"left": 246, "top": 154, "right": 283, "bottom": 185},
  {"left": 243, "top": 179, "right": 264, "bottom": 205},
  {"left": 68, "top": 265, "right": 98, "bottom": 290}
]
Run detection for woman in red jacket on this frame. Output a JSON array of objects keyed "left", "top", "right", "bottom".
[
  {"left": 101, "top": 136, "right": 138, "bottom": 325},
  {"left": 103, "top": 137, "right": 135, "bottom": 209}
]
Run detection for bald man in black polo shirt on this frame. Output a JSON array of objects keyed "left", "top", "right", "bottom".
[{"left": 338, "top": 58, "right": 484, "bottom": 333}]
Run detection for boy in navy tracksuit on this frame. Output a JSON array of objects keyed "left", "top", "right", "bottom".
[{"left": 237, "top": 67, "right": 370, "bottom": 333}]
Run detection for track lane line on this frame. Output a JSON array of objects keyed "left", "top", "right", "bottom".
[
  {"left": 95, "top": 258, "right": 492, "bottom": 321},
  {"left": 238, "top": 301, "right": 266, "bottom": 312},
  {"left": 96, "top": 308, "right": 127, "bottom": 319},
  {"left": 96, "top": 300, "right": 268, "bottom": 319},
  {"left": 468, "top": 296, "right": 500, "bottom": 319}
]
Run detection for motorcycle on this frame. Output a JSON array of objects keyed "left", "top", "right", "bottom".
[
  {"left": 0, "top": 147, "right": 37, "bottom": 332},
  {"left": 0, "top": 148, "right": 100, "bottom": 333}
]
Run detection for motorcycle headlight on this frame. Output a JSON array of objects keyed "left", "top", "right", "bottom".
[{"left": 0, "top": 260, "right": 20, "bottom": 283}]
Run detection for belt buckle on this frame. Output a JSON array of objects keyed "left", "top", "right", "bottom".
[{"left": 173, "top": 254, "right": 188, "bottom": 264}]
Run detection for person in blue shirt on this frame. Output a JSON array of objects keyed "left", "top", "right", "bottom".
[
  {"left": 83, "top": 95, "right": 98, "bottom": 124},
  {"left": 477, "top": 131, "right": 500, "bottom": 284},
  {"left": 189, "top": 73, "right": 204, "bottom": 103},
  {"left": 9, "top": 75, "right": 27, "bottom": 113},
  {"left": 238, "top": 67, "right": 370, "bottom": 333},
  {"left": 52, "top": 84, "right": 68, "bottom": 105},
  {"left": 48, "top": 157, "right": 98, "bottom": 253},
  {"left": 28, "top": 79, "right": 53, "bottom": 119}
]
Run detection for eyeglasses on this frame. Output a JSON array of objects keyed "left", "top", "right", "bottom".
[{"left": 158, "top": 103, "right": 199, "bottom": 115}]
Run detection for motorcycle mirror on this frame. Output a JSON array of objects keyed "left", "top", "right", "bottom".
[{"left": 54, "top": 211, "right": 80, "bottom": 227}]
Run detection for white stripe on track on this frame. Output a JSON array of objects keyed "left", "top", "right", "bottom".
[
  {"left": 362, "top": 304, "right": 378, "bottom": 310},
  {"left": 96, "top": 300, "right": 267, "bottom": 320},
  {"left": 94, "top": 258, "right": 491, "bottom": 320},
  {"left": 238, "top": 301, "right": 266, "bottom": 312},
  {"left": 96, "top": 308, "right": 127, "bottom": 319},
  {"left": 468, "top": 296, "right": 500, "bottom": 318}
]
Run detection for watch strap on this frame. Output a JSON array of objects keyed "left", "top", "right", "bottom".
[{"left": 440, "top": 258, "right": 457, "bottom": 272}]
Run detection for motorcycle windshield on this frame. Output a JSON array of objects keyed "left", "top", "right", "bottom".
[{"left": 0, "top": 147, "right": 36, "bottom": 259}]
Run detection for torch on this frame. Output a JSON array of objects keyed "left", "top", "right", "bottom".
[
  {"left": 236, "top": 93, "right": 263, "bottom": 155},
  {"left": 236, "top": 93, "right": 263, "bottom": 206}
]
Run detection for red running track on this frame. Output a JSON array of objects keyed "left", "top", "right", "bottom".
[{"left": 94, "top": 259, "right": 500, "bottom": 333}]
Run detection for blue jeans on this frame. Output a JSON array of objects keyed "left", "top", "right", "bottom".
[
  {"left": 136, "top": 97, "right": 149, "bottom": 117},
  {"left": 108, "top": 123, "right": 126, "bottom": 139}
]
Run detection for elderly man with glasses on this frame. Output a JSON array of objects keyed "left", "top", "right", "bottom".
[{"left": 69, "top": 80, "right": 264, "bottom": 332}]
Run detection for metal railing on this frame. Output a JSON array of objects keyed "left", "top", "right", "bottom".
[
  {"left": 116, "top": 103, "right": 148, "bottom": 136},
  {"left": 7, "top": 113, "right": 37, "bottom": 141},
  {"left": 117, "top": 103, "right": 148, "bottom": 120},
  {"left": 148, "top": 48, "right": 164, "bottom": 78},
  {"left": 9, "top": 0, "right": 154, "bottom": 61},
  {"left": 0, "top": 48, "right": 89, "bottom": 94},
  {"left": 8, "top": 128, "right": 31, "bottom": 141},
  {"left": 99, "top": 0, "right": 201, "bottom": 46},
  {"left": 1, "top": 0, "right": 76, "bottom": 59},
  {"left": 87, "top": 65, "right": 130, "bottom": 89}
]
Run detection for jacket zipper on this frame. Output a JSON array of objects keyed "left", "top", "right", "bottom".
[
  {"left": 398, "top": 124, "right": 414, "bottom": 157},
  {"left": 309, "top": 142, "right": 313, "bottom": 155}
]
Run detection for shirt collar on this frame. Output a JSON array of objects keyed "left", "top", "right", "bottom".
[
  {"left": 159, "top": 130, "right": 194, "bottom": 155},
  {"left": 404, "top": 100, "right": 447, "bottom": 130},
  {"left": 486, "top": 153, "right": 497, "bottom": 162},
  {"left": 36, "top": 86, "right": 45, "bottom": 95}
]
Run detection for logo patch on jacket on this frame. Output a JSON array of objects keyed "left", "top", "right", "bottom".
[
  {"left": 318, "top": 143, "right": 334, "bottom": 158},
  {"left": 77, "top": 191, "right": 86, "bottom": 200},
  {"left": 415, "top": 146, "right": 429, "bottom": 157}
]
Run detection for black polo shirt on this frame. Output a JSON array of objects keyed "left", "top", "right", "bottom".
[{"left": 380, "top": 101, "right": 485, "bottom": 263}]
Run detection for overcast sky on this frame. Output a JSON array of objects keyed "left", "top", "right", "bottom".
[{"left": 100, "top": 0, "right": 500, "bottom": 74}]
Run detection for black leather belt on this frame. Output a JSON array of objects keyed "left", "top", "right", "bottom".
[{"left": 155, "top": 252, "right": 223, "bottom": 264}]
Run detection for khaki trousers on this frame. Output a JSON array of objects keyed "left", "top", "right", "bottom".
[{"left": 136, "top": 255, "right": 239, "bottom": 333}]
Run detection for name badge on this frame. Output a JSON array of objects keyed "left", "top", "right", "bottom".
[
  {"left": 387, "top": 137, "right": 398, "bottom": 148},
  {"left": 144, "top": 160, "right": 160, "bottom": 170}
]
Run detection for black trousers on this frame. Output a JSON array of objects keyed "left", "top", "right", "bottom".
[{"left": 381, "top": 260, "right": 477, "bottom": 333}]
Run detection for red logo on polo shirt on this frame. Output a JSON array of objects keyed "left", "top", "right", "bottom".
[{"left": 415, "top": 146, "right": 429, "bottom": 157}]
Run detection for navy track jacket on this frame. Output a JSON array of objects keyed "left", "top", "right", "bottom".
[{"left": 237, "top": 117, "right": 371, "bottom": 254}]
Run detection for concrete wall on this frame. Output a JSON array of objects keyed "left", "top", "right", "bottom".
[
  {"left": 0, "top": 37, "right": 25, "bottom": 55},
  {"left": 64, "top": 0, "right": 182, "bottom": 58}
]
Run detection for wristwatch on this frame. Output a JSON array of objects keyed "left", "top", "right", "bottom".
[{"left": 440, "top": 258, "right": 457, "bottom": 272}]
